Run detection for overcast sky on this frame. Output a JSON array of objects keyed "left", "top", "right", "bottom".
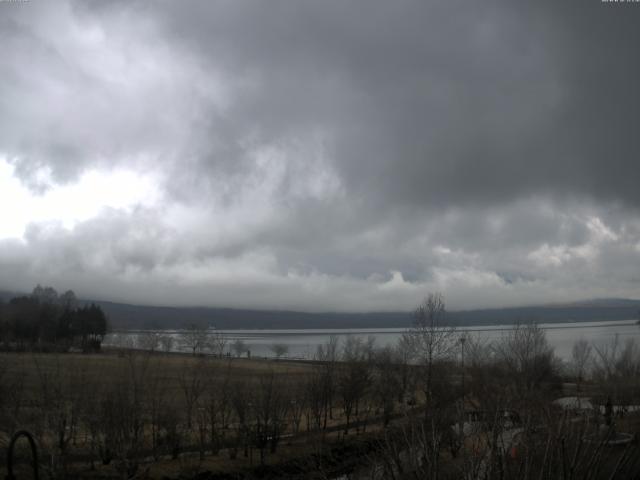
[{"left": 1, "top": 0, "right": 639, "bottom": 312}]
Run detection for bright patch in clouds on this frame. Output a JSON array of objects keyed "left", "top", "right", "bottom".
[{"left": 0, "top": 158, "right": 160, "bottom": 239}]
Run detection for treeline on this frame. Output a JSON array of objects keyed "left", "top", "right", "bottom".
[{"left": 0, "top": 285, "right": 108, "bottom": 351}]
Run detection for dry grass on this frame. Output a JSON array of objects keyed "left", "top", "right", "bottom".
[
  {"left": 0, "top": 350, "right": 313, "bottom": 399},
  {"left": 0, "top": 350, "right": 364, "bottom": 478}
]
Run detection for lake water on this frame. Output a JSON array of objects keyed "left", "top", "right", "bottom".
[{"left": 106, "top": 319, "right": 640, "bottom": 362}]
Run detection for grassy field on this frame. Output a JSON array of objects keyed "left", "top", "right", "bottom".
[{"left": 0, "top": 349, "right": 388, "bottom": 479}]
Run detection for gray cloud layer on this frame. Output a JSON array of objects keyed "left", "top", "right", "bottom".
[{"left": 1, "top": 0, "right": 639, "bottom": 311}]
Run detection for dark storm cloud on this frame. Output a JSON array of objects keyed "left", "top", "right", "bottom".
[
  {"left": 6, "top": 0, "right": 639, "bottom": 208},
  {"left": 120, "top": 0, "right": 640, "bottom": 210},
  {"left": 0, "top": 0, "right": 639, "bottom": 310}
]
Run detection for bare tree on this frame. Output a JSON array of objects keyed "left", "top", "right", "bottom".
[
  {"left": 571, "top": 338, "right": 592, "bottom": 393},
  {"left": 315, "top": 335, "right": 340, "bottom": 427},
  {"left": 145, "top": 371, "right": 170, "bottom": 460},
  {"left": 157, "top": 404, "right": 182, "bottom": 460},
  {"left": 211, "top": 330, "right": 227, "bottom": 357},
  {"left": 110, "top": 332, "right": 136, "bottom": 351},
  {"left": 338, "top": 336, "right": 371, "bottom": 434},
  {"left": 316, "top": 334, "right": 340, "bottom": 362},
  {"left": 90, "top": 353, "right": 148, "bottom": 476},
  {"left": 288, "top": 381, "right": 307, "bottom": 434},
  {"left": 251, "top": 370, "right": 290, "bottom": 463},
  {"left": 373, "top": 346, "right": 401, "bottom": 426},
  {"left": 270, "top": 343, "right": 289, "bottom": 359},
  {"left": 202, "top": 361, "right": 232, "bottom": 456},
  {"left": 232, "top": 338, "right": 247, "bottom": 358},
  {"left": 178, "top": 358, "right": 207, "bottom": 429},
  {"left": 462, "top": 333, "right": 510, "bottom": 415},
  {"left": 180, "top": 324, "right": 209, "bottom": 356},
  {"left": 592, "top": 335, "right": 640, "bottom": 404},
  {"left": 305, "top": 369, "right": 326, "bottom": 432},
  {"left": 394, "top": 332, "right": 416, "bottom": 404},
  {"left": 464, "top": 332, "right": 493, "bottom": 369},
  {"left": 410, "top": 293, "right": 456, "bottom": 405},
  {"left": 230, "top": 379, "right": 250, "bottom": 459},
  {"left": 493, "top": 322, "right": 556, "bottom": 407},
  {"left": 137, "top": 331, "right": 160, "bottom": 352},
  {"left": 364, "top": 334, "right": 377, "bottom": 362},
  {"left": 0, "top": 355, "right": 25, "bottom": 434},
  {"left": 32, "top": 355, "right": 89, "bottom": 476},
  {"left": 159, "top": 334, "right": 174, "bottom": 353}
]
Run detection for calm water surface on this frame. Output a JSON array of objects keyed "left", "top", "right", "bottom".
[{"left": 106, "top": 319, "right": 640, "bottom": 361}]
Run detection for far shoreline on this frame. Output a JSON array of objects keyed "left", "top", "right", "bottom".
[{"left": 111, "top": 318, "right": 639, "bottom": 334}]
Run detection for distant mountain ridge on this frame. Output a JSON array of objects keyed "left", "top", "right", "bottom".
[
  {"left": 75, "top": 297, "right": 640, "bottom": 330},
  {"left": 1, "top": 290, "right": 639, "bottom": 330}
]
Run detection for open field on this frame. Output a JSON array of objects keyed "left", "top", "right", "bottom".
[{"left": 0, "top": 349, "right": 404, "bottom": 479}]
